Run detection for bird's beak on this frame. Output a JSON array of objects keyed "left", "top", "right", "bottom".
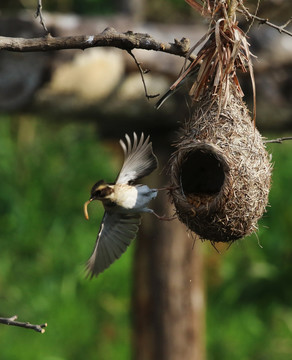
[{"left": 84, "top": 199, "right": 93, "bottom": 220}]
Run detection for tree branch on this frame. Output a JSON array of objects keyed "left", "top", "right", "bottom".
[
  {"left": 264, "top": 136, "right": 292, "bottom": 144},
  {"left": 0, "top": 27, "right": 191, "bottom": 58},
  {"left": 0, "top": 315, "right": 47, "bottom": 333},
  {"left": 35, "top": 0, "right": 49, "bottom": 34},
  {"left": 127, "top": 50, "right": 160, "bottom": 100},
  {"left": 238, "top": 6, "right": 292, "bottom": 37}
]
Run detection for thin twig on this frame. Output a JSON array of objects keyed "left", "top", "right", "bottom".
[
  {"left": 35, "top": 0, "right": 49, "bottom": 33},
  {"left": 264, "top": 137, "right": 292, "bottom": 144},
  {"left": 238, "top": 5, "right": 292, "bottom": 37},
  {"left": 127, "top": 50, "right": 160, "bottom": 100},
  {"left": 0, "top": 315, "right": 47, "bottom": 333},
  {"left": 246, "top": 0, "right": 260, "bottom": 34}
]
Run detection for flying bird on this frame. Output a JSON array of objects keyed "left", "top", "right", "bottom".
[{"left": 84, "top": 133, "right": 166, "bottom": 278}]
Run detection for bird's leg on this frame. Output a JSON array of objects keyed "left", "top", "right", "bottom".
[
  {"left": 152, "top": 211, "right": 177, "bottom": 221},
  {"left": 157, "top": 186, "right": 179, "bottom": 192}
]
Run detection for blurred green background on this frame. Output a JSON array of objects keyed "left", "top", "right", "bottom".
[
  {"left": 1, "top": 0, "right": 292, "bottom": 359},
  {"left": 0, "top": 116, "right": 134, "bottom": 360},
  {"left": 0, "top": 114, "right": 291, "bottom": 360}
]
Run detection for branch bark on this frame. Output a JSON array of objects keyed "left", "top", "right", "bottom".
[
  {"left": 0, "top": 315, "right": 47, "bottom": 333},
  {"left": 0, "top": 27, "right": 191, "bottom": 57}
]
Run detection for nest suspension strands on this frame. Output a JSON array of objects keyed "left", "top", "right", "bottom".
[
  {"left": 166, "top": 0, "right": 272, "bottom": 244},
  {"left": 172, "top": 0, "right": 256, "bottom": 119}
]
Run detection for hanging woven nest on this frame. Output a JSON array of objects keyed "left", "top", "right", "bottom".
[
  {"left": 158, "top": 0, "right": 272, "bottom": 243},
  {"left": 169, "top": 89, "right": 272, "bottom": 242}
]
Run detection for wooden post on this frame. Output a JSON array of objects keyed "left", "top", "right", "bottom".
[{"left": 133, "top": 169, "right": 206, "bottom": 360}]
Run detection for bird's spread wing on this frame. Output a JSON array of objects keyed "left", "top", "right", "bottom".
[
  {"left": 115, "top": 133, "right": 158, "bottom": 185},
  {"left": 86, "top": 212, "right": 141, "bottom": 277}
]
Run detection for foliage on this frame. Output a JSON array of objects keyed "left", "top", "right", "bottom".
[
  {"left": 0, "top": 113, "right": 291, "bottom": 360},
  {"left": 206, "top": 138, "right": 292, "bottom": 360},
  {"left": 0, "top": 115, "right": 133, "bottom": 360}
]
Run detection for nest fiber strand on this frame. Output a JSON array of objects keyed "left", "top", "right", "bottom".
[{"left": 169, "top": 90, "right": 272, "bottom": 243}]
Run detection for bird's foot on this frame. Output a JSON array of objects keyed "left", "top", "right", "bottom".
[{"left": 152, "top": 211, "right": 177, "bottom": 221}]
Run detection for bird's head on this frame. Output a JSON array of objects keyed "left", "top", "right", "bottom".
[
  {"left": 84, "top": 180, "right": 114, "bottom": 220},
  {"left": 90, "top": 180, "right": 114, "bottom": 200}
]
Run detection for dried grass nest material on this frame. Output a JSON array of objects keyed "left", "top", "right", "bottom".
[{"left": 169, "top": 91, "right": 272, "bottom": 243}]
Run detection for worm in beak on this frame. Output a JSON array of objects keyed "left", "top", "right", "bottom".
[{"left": 84, "top": 199, "right": 92, "bottom": 220}]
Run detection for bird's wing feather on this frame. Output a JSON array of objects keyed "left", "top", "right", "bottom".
[
  {"left": 86, "top": 212, "right": 141, "bottom": 277},
  {"left": 116, "top": 132, "right": 158, "bottom": 185}
]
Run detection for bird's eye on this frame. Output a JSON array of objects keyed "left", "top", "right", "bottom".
[{"left": 93, "top": 190, "right": 101, "bottom": 197}]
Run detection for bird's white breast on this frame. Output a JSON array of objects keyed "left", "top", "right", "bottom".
[
  {"left": 114, "top": 185, "right": 139, "bottom": 209},
  {"left": 112, "top": 184, "right": 157, "bottom": 212}
]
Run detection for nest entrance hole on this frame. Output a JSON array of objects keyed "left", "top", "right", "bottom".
[{"left": 181, "top": 149, "right": 225, "bottom": 198}]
